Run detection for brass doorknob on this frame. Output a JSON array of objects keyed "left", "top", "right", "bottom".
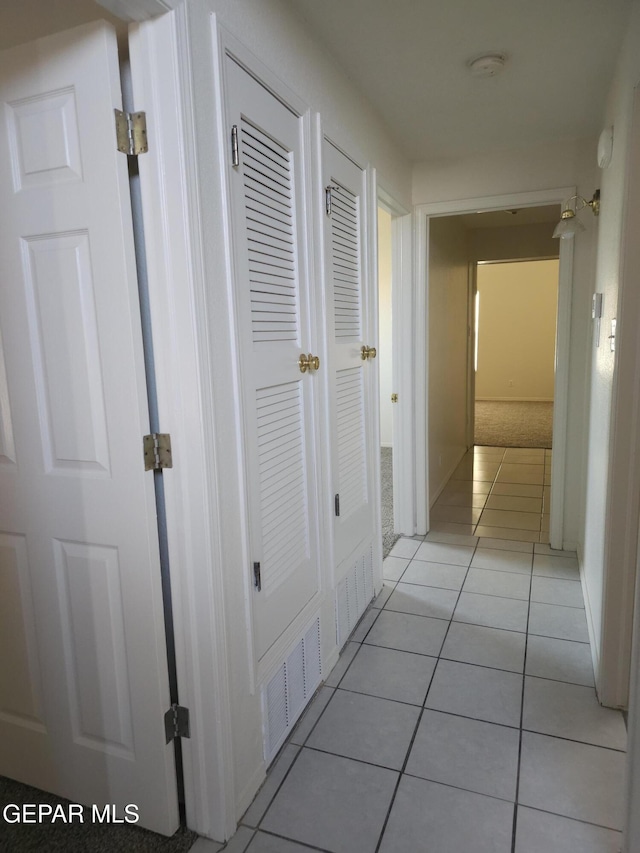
[
  {"left": 361, "top": 345, "right": 377, "bottom": 360},
  {"left": 299, "top": 353, "right": 320, "bottom": 373}
]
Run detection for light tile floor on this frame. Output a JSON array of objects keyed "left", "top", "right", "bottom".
[
  {"left": 432, "top": 446, "right": 552, "bottom": 543},
  {"left": 217, "top": 447, "right": 626, "bottom": 853}
]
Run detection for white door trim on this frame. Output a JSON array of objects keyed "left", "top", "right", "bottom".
[
  {"left": 128, "top": 10, "right": 235, "bottom": 841},
  {"left": 414, "top": 210, "right": 429, "bottom": 534},
  {"left": 377, "top": 188, "right": 414, "bottom": 535},
  {"left": 466, "top": 262, "right": 477, "bottom": 449},
  {"left": 414, "top": 188, "right": 575, "bottom": 545},
  {"left": 625, "top": 515, "right": 640, "bottom": 851},
  {"left": 601, "top": 84, "right": 640, "bottom": 709}
]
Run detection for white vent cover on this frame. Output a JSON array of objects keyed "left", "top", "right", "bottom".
[
  {"left": 263, "top": 617, "right": 322, "bottom": 763},
  {"left": 336, "top": 543, "right": 374, "bottom": 648}
]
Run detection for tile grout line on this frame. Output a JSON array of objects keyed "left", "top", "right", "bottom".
[
  {"left": 511, "top": 544, "right": 534, "bottom": 853},
  {"left": 247, "top": 827, "right": 334, "bottom": 853},
  {"left": 373, "top": 537, "right": 481, "bottom": 853}
]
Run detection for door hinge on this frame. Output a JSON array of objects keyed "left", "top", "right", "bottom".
[
  {"left": 325, "top": 185, "right": 339, "bottom": 216},
  {"left": 164, "top": 704, "right": 190, "bottom": 744},
  {"left": 115, "top": 109, "right": 148, "bottom": 156},
  {"left": 143, "top": 433, "right": 173, "bottom": 471},
  {"left": 335, "top": 494, "right": 340, "bottom": 517},
  {"left": 253, "top": 561, "right": 262, "bottom": 591},
  {"left": 231, "top": 124, "right": 239, "bottom": 167}
]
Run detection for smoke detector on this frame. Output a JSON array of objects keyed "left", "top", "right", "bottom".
[{"left": 468, "top": 53, "right": 507, "bottom": 78}]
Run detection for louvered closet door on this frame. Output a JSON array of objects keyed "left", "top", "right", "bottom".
[
  {"left": 226, "top": 58, "right": 319, "bottom": 661},
  {"left": 323, "top": 140, "right": 375, "bottom": 569}
]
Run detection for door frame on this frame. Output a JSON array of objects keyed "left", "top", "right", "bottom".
[
  {"left": 377, "top": 187, "right": 414, "bottom": 536},
  {"left": 129, "top": 10, "right": 235, "bottom": 841},
  {"left": 602, "top": 83, "right": 640, "bottom": 711},
  {"left": 466, "top": 261, "right": 477, "bottom": 449},
  {"left": 414, "top": 188, "right": 575, "bottom": 546}
]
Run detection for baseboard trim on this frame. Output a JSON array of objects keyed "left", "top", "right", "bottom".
[
  {"left": 430, "top": 448, "right": 467, "bottom": 509},
  {"left": 476, "top": 397, "right": 554, "bottom": 403},
  {"left": 578, "top": 546, "right": 602, "bottom": 700}
]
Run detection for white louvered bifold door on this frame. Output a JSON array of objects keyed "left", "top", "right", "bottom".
[
  {"left": 225, "top": 58, "right": 319, "bottom": 661},
  {"left": 323, "top": 140, "right": 375, "bottom": 570}
]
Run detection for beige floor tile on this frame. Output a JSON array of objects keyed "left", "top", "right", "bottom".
[
  {"left": 475, "top": 526, "right": 540, "bottom": 543},
  {"left": 472, "top": 447, "right": 506, "bottom": 458},
  {"left": 441, "top": 481, "right": 493, "bottom": 498},
  {"left": 479, "top": 509, "right": 541, "bottom": 531},
  {"left": 485, "top": 495, "right": 543, "bottom": 513},
  {"left": 504, "top": 448, "right": 545, "bottom": 460},
  {"left": 477, "top": 537, "right": 534, "bottom": 553},
  {"left": 436, "top": 490, "right": 488, "bottom": 508},
  {"left": 496, "top": 464, "right": 545, "bottom": 486},
  {"left": 431, "top": 505, "right": 483, "bottom": 525},
  {"left": 429, "top": 521, "right": 478, "bottom": 536},
  {"left": 491, "top": 482, "right": 544, "bottom": 498}
]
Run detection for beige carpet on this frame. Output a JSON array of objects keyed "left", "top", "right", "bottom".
[
  {"left": 474, "top": 401, "right": 553, "bottom": 448},
  {"left": 381, "top": 447, "right": 400, "bottom": 558}
]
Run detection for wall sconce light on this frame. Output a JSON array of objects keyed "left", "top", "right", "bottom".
[{"left": 552, "top": 190, "right": 600, "bottom": 239}]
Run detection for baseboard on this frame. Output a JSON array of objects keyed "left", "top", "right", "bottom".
[
  {"left": 476, "top": 396, "right": 554, "bottom": 403},
  {"left": 236, "top": 762, "right": 266, "bottom": 827},
  {"left": 578, "top": 548, "right": 602, "bottom": 698},
  {"left": 430, "top": 448, "right": 467, "bottom": 508}
]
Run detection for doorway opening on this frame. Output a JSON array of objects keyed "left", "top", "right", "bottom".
[
  {"left": 378, "top": 206, "right": 398, "bottom": 557},
  {"left": 474, "top": 258, "right": 559, "bottom": 451},
  {"left": 376, "top": 192, "right": 413, "bottom": 555},
  {"left": 414, "top": 195, "right": 572, "bottom": 548}
]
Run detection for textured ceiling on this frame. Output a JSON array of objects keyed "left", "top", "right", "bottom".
[{"left": 286, "top": 0, "right": 632, "bottom": 161}]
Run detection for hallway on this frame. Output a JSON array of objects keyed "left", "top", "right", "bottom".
[{"left": 214, "top": 447, "right": 627, "bottom": 853}]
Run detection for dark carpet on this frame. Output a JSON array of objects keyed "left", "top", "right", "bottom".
[{"left": 0, "top": 776, "right": 198, "bottom": 853}]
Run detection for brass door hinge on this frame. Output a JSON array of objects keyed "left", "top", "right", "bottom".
[
  {"left": 143, "top": 433, "right": 172, "bottom": 471},
  {"left": 115, "top": 109, "right": 148, "bottom": 156}
]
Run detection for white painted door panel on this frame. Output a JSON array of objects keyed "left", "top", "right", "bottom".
[
  {"left": 323, "top": 141, "right": 375, "bottom": 570},
  {"left": 225, "top": 58, "right": 319, "bottom": 661},
  {"left": 0, "top": 22, "right": 179, "bottom": 835}
]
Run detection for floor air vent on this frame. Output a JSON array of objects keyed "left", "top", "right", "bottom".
[
  {"left": 336, "top": 543, "right": 374, "bottom": 648},
  {"left": 263, "top": 617, "right": 322, "bottom": 763}
]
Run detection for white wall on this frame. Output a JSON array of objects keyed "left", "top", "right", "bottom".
[
  {"left": 470, "top": 222, "right": 559, "bottom": 262},
  {"left": 378, "top": 208, "right": 393, "bottom": 446},
  {"left": 476, "top": 260, "right": 559, "bottom": 401},
  {"left": 179, "top": 0, "right": 412, "bottom": 830},
  {"left": 428, "top": 216, "right": 469, "bottom": 501},
  {"left": 582, "top": 1, "right": 640, "bottom": 683},
  {"left": 413, "top": 138, "right": 597, "bottom": 205},
  {"left": 0, "top": 0, "right": 126, "bottom": 48},
  {"left": 414, "top": 137, "right": 599, "bottom": 551}
]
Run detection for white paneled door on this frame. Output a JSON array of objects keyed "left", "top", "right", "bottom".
[
  {"left": 0, "top": 23, "right": 179, "bottom": 835},
  {"left": 225, "top": 57, "right": 320, "bottom": 662},
  {"left": 323, "top": 140, "right": 376, "bottom": 572}
]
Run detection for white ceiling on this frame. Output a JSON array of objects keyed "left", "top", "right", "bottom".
[{"left": 286, "top": 0, "right": 632, "bottom": 161}]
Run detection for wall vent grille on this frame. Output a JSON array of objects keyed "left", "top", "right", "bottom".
[
  {"left": 335, "top": 542, "right": 374, "bottom": 648},
  {"left": 263, "top": 615, "right": 322, "bottom": 763}
]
